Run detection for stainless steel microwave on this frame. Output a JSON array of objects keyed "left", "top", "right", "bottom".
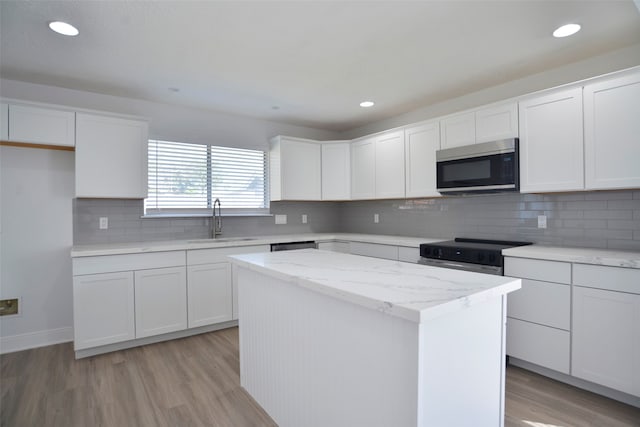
[{"left": 436, "top": 138, "right": 519, "bottom": 194}]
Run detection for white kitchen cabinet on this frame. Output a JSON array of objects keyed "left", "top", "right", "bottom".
[
  {"left": 1, "top": 103, "right": 8, "bottom": 140},
  {"left": 518, "top": 87, "right": 584, "bottom": 193},
  {"left": 8, "top": 104, "right": 75, "bottom": 147},
  {"left": 475, "top": 102, "right": 518, "bottom": 143},
  {"left": 350, "top": 136, "right": 376, "bottom": 199},
  {"left": 572, "top": 264, "right": 640, "bottom": 397},
  {"left": 375, "top": 130, "right": 405, "bottom": 198},
  {"left": 73, "top": 271, "right": 135, "bottom": 350},
  {"left": 440, "top": 111, "right": 475, "bottom": 149},
  {"left": 75, "top": 112, "right": 148, "bottom": 198},
  {"left": 134, "top": 266, "right": 188, "bottom": 339},
  {"left": 584, "top": 71, "right": 640, "bottom": 190},
  {"left": 270, "top": 136, "right": 321, "bottom": 201},
  {"left": 321, "top": 141, "right": 351, "bottom": 200},
  {"left": 317, "top": 241, "right": 350, "bottom": 253},
  {"left": 187, "top": 263, "right": 232, "bottom": 328},
  {"left": 398, "top": 246, "right": 420, "bottom": 263},
  {"left": 349, "top": 242, "right": 399, "bottom": 260},
  {"left": 404, "top": 121, "right": 440, "bottom": 198},
  {"left": 506, "top": 318, "right": 570, "bottom": 374}
]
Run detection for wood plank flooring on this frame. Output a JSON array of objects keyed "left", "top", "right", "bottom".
[{"left": 2, "top": 327, "right": 639, "bottom": 427}]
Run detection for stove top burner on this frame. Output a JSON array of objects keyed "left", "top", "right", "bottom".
[{"left": 419, "top": 238, "right": 532, "bottom": 267}]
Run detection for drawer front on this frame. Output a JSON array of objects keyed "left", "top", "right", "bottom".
[
  {"left": 508, "top": 279, "right": 570, "bottom": 330},
  {"left": 187, "top": 244, "right": 270, "bottom": 265},
  {"left": 349, "top": 242, "right": 399, "bottom": 260},
  {"left": 73, "top": 251, "right": 185, "bottom": 275},
  {"left": 317, "top": 241, "right": 350, "bottom": 253},
  {"left": 504, "top": 257, "right": 571, "bottom": 284},
  {"left": 398, "top": 246, "right": 420, "bottom": 263},
  {"left": 573, "top": 264, "right": 640, "bottom": 295},
  {"left": 506, "top": 318, "right": 570, "bottom": 374}
]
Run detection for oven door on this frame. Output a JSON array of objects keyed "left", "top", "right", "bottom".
[
  {"left": 419, "top": 257, "right": 503, "bottom": 275},
  {"left": 436, "top": 149, "right": 519, "bottom": 194}
]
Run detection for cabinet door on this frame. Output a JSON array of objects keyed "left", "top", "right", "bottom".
[
  {"left": 475, "top": 103, "right": 518, "bottom": 143},
  {"left": 280, "top": 138, "right": 321, "bottom": 200},
  {"left": 584, "top": 71, "right": 640, "bottom": 190},
  {"left": 134, "top": 266, "right": 187, "bottom": 338},
  {"left": 1, "top": 103, "right": 8, "bottom": 141},
  {"left": 73, "top": 272, "right": 135, "bottom": 350},
  {"left": 75, "top": 113, "right": 148, "bottom": 198},
  {"left": 8, "top": 104, "right": 75, "bottom": 146},
  {"left": 440, "top": 111, "right": 475, "bottom": 149},
  {"left": 349, "top": 242, "right": 399, "bottom": 260},
  {"left": 572, "top": 286, "right": 640, "bottom": 396},
  {"left": 375, "top": 131, "right": 405, "bottom": 198},
  {"left": 404, "top": 122, "right": 440, "bottom": 198},
  {"left": 518, "top": 88, "right": 584, "bottom": 193},
  {"left": 350, "top": 137, "right": 376, "bottom": 199},
  {"left": 187, "top": 263, "right": 232, "bottom": 328},
  {"left": 321, "top": 142, "right": 350, "bottom": 200}
]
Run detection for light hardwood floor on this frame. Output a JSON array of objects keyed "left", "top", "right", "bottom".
[{"left": 2, "top": 327, "right": 639, "bottom": 427}]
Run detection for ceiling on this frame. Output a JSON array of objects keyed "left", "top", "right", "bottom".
[{"left": 1, "top": 1, "right": 640, "bottom": 132}]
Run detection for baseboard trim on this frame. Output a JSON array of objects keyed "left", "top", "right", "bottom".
[{"left": 0, "top": 327, "right": 73, "bottom": 354}]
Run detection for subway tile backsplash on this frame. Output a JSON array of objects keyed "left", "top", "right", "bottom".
[{"left": 74, "top": 190, "right": 640, "bottom": 251}]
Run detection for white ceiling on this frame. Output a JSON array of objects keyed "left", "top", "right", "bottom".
[{"left": 1, "top": 1, "right": 640, "bottom": 132}]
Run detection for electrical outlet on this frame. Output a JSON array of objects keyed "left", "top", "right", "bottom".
[
  {"left": 374, "top": 213, "right": 379, "bottom": 223},
  {"left": 99, "top": 217, "right": 109, "bottom": 230},
  {"left": 0, "top": 298, "right": 19, "bottom": 316},
  {"left": 537, "top": 215, "right": 547, "bottom": 229},
  {"left": 275, "top": 214, "right": 287, "bottom": 225},
  {"left": 301, "top": 214, "right": 308, "bottom": 224}
]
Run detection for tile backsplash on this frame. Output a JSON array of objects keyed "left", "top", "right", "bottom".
[
  {"left": 74, "top": 190, "right": 640, "bottom": 251},
  {"left": 337, "top": 190, "right": 640, "bottom": 251}
]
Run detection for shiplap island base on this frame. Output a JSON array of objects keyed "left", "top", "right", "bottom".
[{"left": 229, "top": 249, "right": 521, "bottom": 427}]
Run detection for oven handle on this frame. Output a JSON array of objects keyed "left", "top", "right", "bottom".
[{"left": 418, "top": 258, "right": 503, "bottom": 275}]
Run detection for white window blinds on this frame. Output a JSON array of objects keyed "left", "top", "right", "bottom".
[{"left": 145, "top": 139, "right": 268, "bottom": 215}]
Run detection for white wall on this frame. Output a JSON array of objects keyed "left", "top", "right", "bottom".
[
  {"left": 341, "top": 42, "right": 640, "bottom": 139},
  {"left": 0, "top": 146, "right": 75, "bottom": 353},
  {"left": 0, "top": 79, "right": 341, "bottom": 148}
]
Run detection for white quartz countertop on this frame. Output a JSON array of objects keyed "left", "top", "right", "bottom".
[
  {"left": 70, "top": 233, "right": 442, "bottom": 257},
  {"left": 502, "top": 245, "right": 640, "bottom": 269},
  {"left": 229, "top": 249, "right": 521, "bottom": 324}
]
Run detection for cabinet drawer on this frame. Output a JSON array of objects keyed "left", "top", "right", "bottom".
[
  {"left": 573, "top": 264, "right": 640, "bottom": 295},
  {"left": 187, "top": 244, "right": 270, "bottom": 265},
  {"left": 73, "top": 251, "right": 185, "bottom": 275},
  {"left": 398, "top": 246, "right": 420, "bottom": 263},
  {"left": 506, "top": 318, "right": 570, "bottom": 374},
  {"left": 349, "top": 242, "right": 399, "bottom": 260},
  {"left": 504, "top": 257, "right": 571, "bottom": 284},
  {"left": 317, "top": 241, "right": 350, "bottom": 253},
  {"left": 508, "top": 279, "right": 570, "bottom": 330}
]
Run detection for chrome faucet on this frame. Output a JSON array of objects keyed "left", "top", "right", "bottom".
[{"left": 211, "top": 198, "right": 222, "bottom": 239}]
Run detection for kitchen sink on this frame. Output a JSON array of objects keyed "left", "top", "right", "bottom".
[{"left": 187, "top": 237, "right": 258, "bottom": 244}]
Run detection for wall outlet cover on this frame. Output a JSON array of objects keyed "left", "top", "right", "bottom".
[
  {"left": 537, "top": 215, "right": 547, "bottom": 229},
  {"left": 275, "top": 214, "right": 287, "bottom": 225},
  {"left": 99, "top": 217, "right": 109, "bottom": 230},
  {"left": 301, "top": 214, "right": 308, "bottom": 224},
  {"left": 374, "top": 213, "right": 380, "bottom": 223}
]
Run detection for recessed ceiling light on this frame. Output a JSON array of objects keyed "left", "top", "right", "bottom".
[
  {"left": 360, "top": 101, "right": 375, "bottom": 108},
  {"left": 48, "top": 21, "right": 79, "bottom": 36},
  {"left": 553, "top": 23, "right": 581, "bottom": 38}
]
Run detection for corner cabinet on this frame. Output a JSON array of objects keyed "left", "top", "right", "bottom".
[
  {"left": 584, "top": 70, "right": 640, "bottom": 190},
  {"left": 269, "top": 136, "right": 321, "bottom": 201},
  {"left": 518, "top": 88, "right": 584, "bottom": 193},
  {"left": 404, "top": 121, "right": 440, "bottom": 198},
  {"left": 75, "top": 113, "right": 148, "bottom": 198},
  {"left": 350, "top": 136, "right": 376, "bottom": 199},
  {"left": 321, "top": 141, "right": 351, "bottom": 200}
]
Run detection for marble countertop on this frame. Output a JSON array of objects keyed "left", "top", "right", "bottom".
[
  {"left": 502, "top": 245, "right": 640, "bottom": 269},
  {"left": 70, "top": 233, "right": 443, "bottom": 257},
  {"left": 229, "top": 249, "right": 521, "bottom": 324}
]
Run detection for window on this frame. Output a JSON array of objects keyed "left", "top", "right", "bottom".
[{"left": 145, "top": 139, "right": 268, "bottom": 215}]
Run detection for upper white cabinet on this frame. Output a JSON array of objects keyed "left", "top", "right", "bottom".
[
  {"left": 8, "top": 104, "right": 75, "bottom": 147},
  {"left": 75, "top": 113, "right": 148, "bottom": 198},
  {"left": 350, "top": 136, "right": 376, "bottom": 199},
  {"left": 321, "top": 141, "right": 351, "bottom": 200},
  {"left": 440, "top": 103, "right": 518, "bottom": 149},
  {"left": 375, "top": 130, "right": 405, "bottom": 199},
  {"left": 584, "top": 71, "right": 640, "bottom": 190},
  {"left": 1, "top": 103, "right": 8, "bottom": 140},
  {"left": 270, "top": 136, "right": 321, "bottom": 201},
  {"left": 404, "top": 121, "right": 440, "bottom": 198},
  {"left": 440, "top": 111, "right": 475, "bottom": 149},
  {"left": 518, "top": 87, "right": 584, "bottom": 193}
]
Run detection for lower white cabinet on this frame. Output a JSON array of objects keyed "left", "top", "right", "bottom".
[
  {"left": 187, "top": 263, "right": 232, "bottom": 328},
  {"left": 506, "top": 318, "right": 570, "bottom": 374},
  {"left": 73, "top": 271, "right": 135, "bottom": 350},
  {"left": 349, "top": 242, "right": 399, "bottom": 260},
  {"left": 134, "top": 267, "right": 187, "bottom": 339},
  {"left": 317, "top": 241, "right": 350, "bottom": 253}
]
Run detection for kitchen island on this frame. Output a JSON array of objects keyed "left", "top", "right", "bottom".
[{"left": 229, "top": 249, "right": 521, "bottom": 427}]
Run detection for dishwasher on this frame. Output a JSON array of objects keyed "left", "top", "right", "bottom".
[{"left": 270, "top": 241, "right": 317, "bottom": 252}]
